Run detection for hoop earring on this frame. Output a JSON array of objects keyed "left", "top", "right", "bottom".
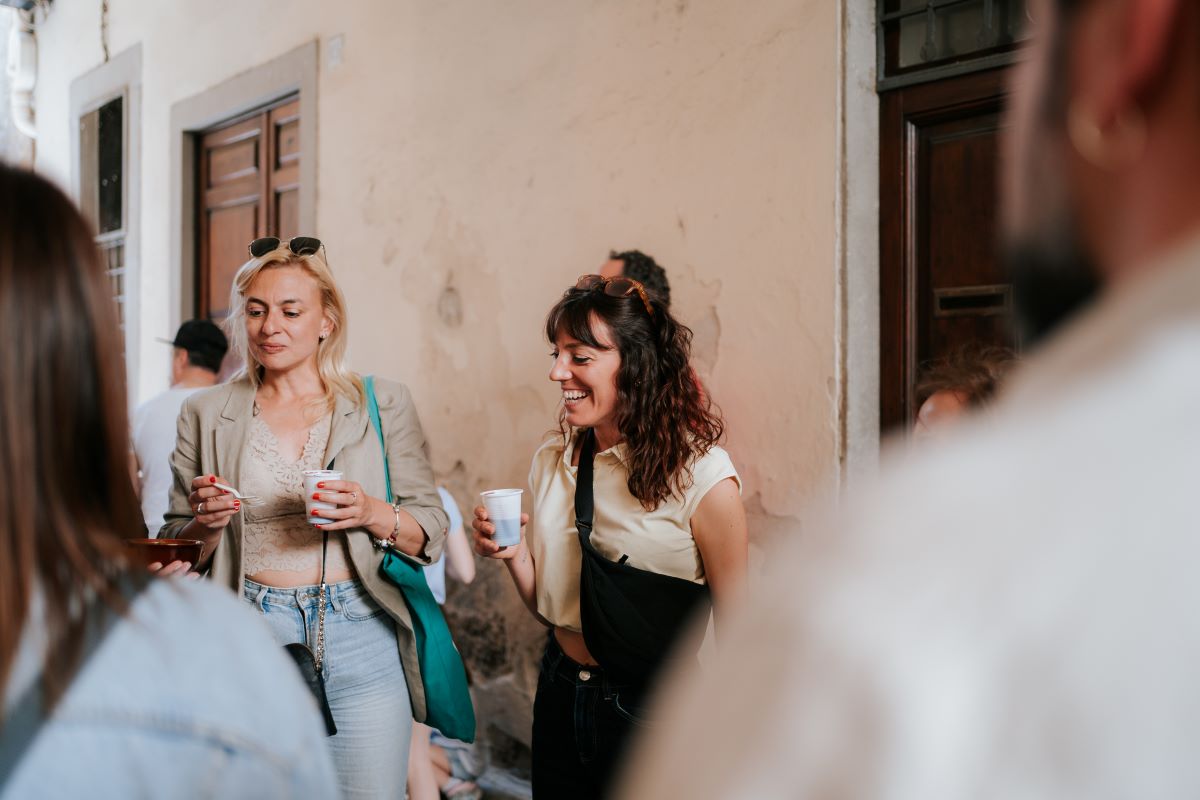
[{"left": 1067, "top": 101, "right": 1147, "bottom": 171}]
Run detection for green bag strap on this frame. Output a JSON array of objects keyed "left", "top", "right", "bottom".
[
  {"left": 363, "top": 375, "right": 393, "bottom": 503},
  {"left": 363, "top": 375, "right": 476, "bottom": 742}
]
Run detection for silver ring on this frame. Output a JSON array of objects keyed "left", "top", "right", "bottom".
[
  {"left": 198, "top": 501, "right": 206, "bottom": 515},
  {"left": 350, "top": 491, "right": 358, "bottom": 501}
]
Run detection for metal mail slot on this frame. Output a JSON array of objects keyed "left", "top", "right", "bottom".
[{"left": 933, "top": 284, "right": 1012, "bottom": 317}]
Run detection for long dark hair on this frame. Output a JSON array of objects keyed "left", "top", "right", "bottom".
[
  {"left": 0, "top": 164, "right": 144, "bottom": 709},
  {"left": 545, "top": 284, "right": 723, "bottom": 510}
]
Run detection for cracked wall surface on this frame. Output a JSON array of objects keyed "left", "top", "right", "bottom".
[{"left": 32, "top": 0, "right": 843, "bottom": 778}]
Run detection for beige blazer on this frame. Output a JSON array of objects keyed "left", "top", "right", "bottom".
[{"left": 160, "top": 375, "right": 449, "bottom": 721}]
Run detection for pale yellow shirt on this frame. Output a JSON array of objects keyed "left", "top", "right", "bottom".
[{"left": 528, "top": 431, "right": 740, "bottom": 631}]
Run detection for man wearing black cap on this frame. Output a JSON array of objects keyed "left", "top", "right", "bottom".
[{"left": 131, "top": 319, "right": 228, "bottom": 536}]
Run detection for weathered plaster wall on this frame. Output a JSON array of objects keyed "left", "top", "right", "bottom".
[{"left": 32, "top": 0, "right": 843, "bottom": 775}]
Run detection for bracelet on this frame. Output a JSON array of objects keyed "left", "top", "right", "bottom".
[
  {"left": 372, "top": 501, "right": 403, "bottom": 552},
  {"left": 389, "top": 501, "right": 402, "bottom": 544}
]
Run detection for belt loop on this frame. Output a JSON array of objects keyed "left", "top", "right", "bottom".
[
  {"left": 328, "top": 582, "right": 343, "bottom": 613},
  {"left": 546, "top": 632, "right": 565, "bottom": 677},
  {"left": 252, "top": 583, "right": 269, "bottom": 612}
]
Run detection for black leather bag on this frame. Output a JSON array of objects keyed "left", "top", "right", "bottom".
[
  {"left": 574, "top": 428, "right": 712, "bottom": 687},
  {"left": 283, "top": 531, "right": 337, "bottom": 736},
  {"left": 284, "top": 641, "right": 337, "bottom": 736}
]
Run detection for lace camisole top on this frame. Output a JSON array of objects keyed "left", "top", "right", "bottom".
[{"left": 241, "top": 412, "right": 351, "bottom": 578}]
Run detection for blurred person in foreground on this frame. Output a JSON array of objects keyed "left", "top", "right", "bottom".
[
  {"left": 0, "top": 163, "right": 337, "bottom": 797},
  {"left": 620, "top": 0, "right": 1200, "bottom": 797},
  {"left": 130, "top": 319, "right": 227, "bottom": 536},
  {"left": 912, "top": 344, "right": 1017, "bottom": 441}
]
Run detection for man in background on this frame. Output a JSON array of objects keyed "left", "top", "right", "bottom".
[
  {"left": 621, "top": 0, "right": 1200, "bottom": 796},
  {"left": 600, "top": 249, "right": 672, "bottom": 308},
  {"left": 131, "top": 319, "right": 227, "bottom": 535}
]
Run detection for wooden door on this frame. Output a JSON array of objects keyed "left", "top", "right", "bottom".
[
  {"left": 196, "top": 95, "right": 301, "bottom": 320},
  {"left": 879, "top": 68, "right": 1016, "bottom": 431}
]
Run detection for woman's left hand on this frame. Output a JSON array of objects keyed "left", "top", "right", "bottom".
[{"left": 310, "top": 479, "right": 386, "bottom": 531}]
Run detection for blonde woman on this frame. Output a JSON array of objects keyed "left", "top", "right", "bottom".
[{"left": 160, "top": 236, "right": 448, "bottom": 797}]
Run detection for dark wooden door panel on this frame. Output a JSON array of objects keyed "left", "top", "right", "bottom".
[
  {"left": 880, "top": 68, "right": 1015, "bottom": 431},
  {"left": 195, "top": 94, "right": 300, "bottom": 320},
  {"left": 205, "top": 204, "right": 258, "bottom": 318},
  {"left": 269, "top": 99, "right": 301, "bottom": 238}
]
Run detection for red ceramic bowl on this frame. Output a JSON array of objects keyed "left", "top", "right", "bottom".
[{"left": 125, "top": 538, "right": 204, "bottom": 569}]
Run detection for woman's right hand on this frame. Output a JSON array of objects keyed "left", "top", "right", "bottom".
[
  {"left": 471, "top": 505, "right": 528, "bottom": 560},
  {"left": 187, "top": 474, "right": 240, "bottom": 531}
]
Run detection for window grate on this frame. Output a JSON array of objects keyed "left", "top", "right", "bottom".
[
  {"left": 80, "top": 95, "right": 127, "bottom": 338},
  {"left": 97, "top": 232, "right": 126, "bottom": 331},
  {"left": 877, "top": 0, "right": 1030, "bottom": 90}
]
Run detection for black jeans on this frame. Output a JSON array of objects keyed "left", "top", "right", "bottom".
[{"left": 531, "top": 632, "right": 650, "bottom": 800}]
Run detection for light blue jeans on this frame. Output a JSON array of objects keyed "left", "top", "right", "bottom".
[{"left": 245, "top": 578, "right": 413, "bottom": 799}]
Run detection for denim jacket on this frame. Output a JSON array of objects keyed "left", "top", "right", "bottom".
[{"left": 3, "top": 578, "right": 339, "bottom": 799}]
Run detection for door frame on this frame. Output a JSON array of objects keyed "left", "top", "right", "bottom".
[
  {"left": 878, "top": 67, "right": 1010, "bottom": 431},
  {"left": 168, "top": 40, "right": 318, "bottom": 332}
]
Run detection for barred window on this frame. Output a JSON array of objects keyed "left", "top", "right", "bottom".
[
  {"left": 79, "top": 95, "right": 126, "bottom": 330},
  {"left": 878, "top": 0, "right": 1030, "bottom": 90}
]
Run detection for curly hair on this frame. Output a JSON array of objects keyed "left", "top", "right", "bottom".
[
  {"left": 610, "top": 249, "right": 671, "bottom": 309},
  {"left": 546, "top": 285, "right": 722, "bottom": 510},
  {"left": 915, "top": 344, "right": 1018, "bottom": 409}
]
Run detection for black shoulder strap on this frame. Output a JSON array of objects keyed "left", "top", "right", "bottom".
[
  {"left": 574, "top": 428, "right": 596, "bottom": 542},
  {"left": 0, "top": 574, "right": 148, "bottom": 791}
]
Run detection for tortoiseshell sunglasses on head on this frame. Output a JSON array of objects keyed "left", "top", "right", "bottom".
[{"left": 574, "top": 274, "right": 655, "bottom": 316}]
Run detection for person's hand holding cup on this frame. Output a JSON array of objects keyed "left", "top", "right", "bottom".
[
  {"left": 472, "top": 489, "right": 527, "bottom": 560},
  {"left": 304, "top": 469, "right": 386, "bottom": 531}
]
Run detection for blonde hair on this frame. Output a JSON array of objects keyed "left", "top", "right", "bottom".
[{"left": 224, "top": 244, "right": 364, "bottom": 409}]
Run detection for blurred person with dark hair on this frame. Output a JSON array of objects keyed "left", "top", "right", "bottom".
[
  {"left": 621, "top": 1, "right": 1200, "bottom": 797},
  {"left": 913, "top": 344, "right": 1018, "bottom": 440},
  {"left": 130, "top": 319, "right": 228, "bottom": 536},
  {"left": 600, "top": 249, "right": 672, "bottom": 308},
  {"left": 472, "top": 274, "right": 746, "bottom": 798},
  {"left": 0, "top": 163, "right": 336, "bottom": 796}
]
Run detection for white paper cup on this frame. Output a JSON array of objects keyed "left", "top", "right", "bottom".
[
  {"left": 481, "top": 488, "right": 523, "bottom": 548},
  {"left": 303, "top": 469, "right": 343, "bottom": 526}
]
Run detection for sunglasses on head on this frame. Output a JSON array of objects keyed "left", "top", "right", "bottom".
[
  {"left": 574, "top": 274, "right": 655, "bottom": 316},
  {"left": 248, "top": 236, "right": 324, "bottom": 259}
]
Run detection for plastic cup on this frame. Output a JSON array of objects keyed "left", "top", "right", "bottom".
[
  {"left": 481, "top": 488, "right": 523, "bottom": 548},
  {"left": 303, "top": 469, "right": 343, "bottom": 526}
]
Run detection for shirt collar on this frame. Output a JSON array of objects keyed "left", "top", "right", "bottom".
[{"left": 562, "top": 428, "right": 628, "bottom": 467}]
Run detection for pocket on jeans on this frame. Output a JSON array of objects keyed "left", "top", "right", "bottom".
[
  {"left": 339, "top": 589, "right": 385, "bottom": 621},
  {"left": 610, "top": 692, "right": 653, "bottom": 728}
]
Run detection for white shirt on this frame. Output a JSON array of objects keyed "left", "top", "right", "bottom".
[
  {"left": 131, "top": 386, "right": 204, "bottom": 536},
  {"left": 528, "top": 431, "right": 739, "bottom": 631},
  {"left": 619, "top": 236, "right": 1200, "bottom": 799}
]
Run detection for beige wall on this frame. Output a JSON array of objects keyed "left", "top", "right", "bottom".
[
  {"left": 32, "top": 0, "right": 859, "bottom": 764},
  {"left": 34, "top": 0, "right": 844, "bottom": 540}
]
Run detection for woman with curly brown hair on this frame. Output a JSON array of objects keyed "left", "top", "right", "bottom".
[{"left": 472, "top": 274, "right": 747, "bottom": 799}]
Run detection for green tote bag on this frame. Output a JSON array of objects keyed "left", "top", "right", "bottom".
[{"left": 364, "top": 376, "right": 476, "bottom": 743}]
